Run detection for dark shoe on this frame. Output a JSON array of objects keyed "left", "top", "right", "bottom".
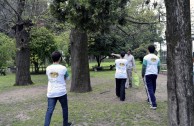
[
  {"left": 68, "top": 122, "right": 72, "bottom": 126},
  {"left": 146, "top": 99, "right": 150, "bottom": 104}
]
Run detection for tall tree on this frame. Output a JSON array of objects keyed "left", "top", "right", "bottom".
[
  {"left": 0, "top": 0, "right": 49, "bottom": 85},
  {"left": 12, "top": 0, "right": 33, "bottom": 85},
  {"left": 50, "top": 0, "right": 130, "bottom": 92},
  {"left": 164, "top": 0, "right": 194, "bottom": 125}
]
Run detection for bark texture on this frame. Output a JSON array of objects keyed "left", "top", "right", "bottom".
[
  {"left": 70, "top": 29, "right": 92, "bottom": 92},
  {"left": 164, "top": 0, "right": 194, "bottom": 125},
  {"left": 15, "top": 0, "right": 33, "bottom": 85},
  {"left": 15, "top": 27, "right": 33, "bottom": 85}
]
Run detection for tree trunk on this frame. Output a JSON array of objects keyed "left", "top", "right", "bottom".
[
  {"left": 33, "top": 61, "right": 39, "bottom": 74},
  {"left": 15, "top": 26, "right": 33, "bottom": 85},
  {"left": 165, "top": 0, "right": 194, "bottom": 125},
  {"left": 14, "top": 0, "right": 33, "bottom": 85},
  {"left": 95, "top": 56, "right": 101, "bottom": 67},
  {"left": 70, "top": 29, "right": 92, "bottom": 92}
]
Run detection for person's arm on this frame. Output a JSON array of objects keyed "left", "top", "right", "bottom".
[
  {"left": 64, "top": 71, "right": 69, "bottom": 80},
  {"left": 157, "top": 60, "right": 160, "bottom": 74},
  {"left": 132, "top": 56, "right": 136, "bottom": 72},
  {"left": 142, "top": 59, "right": 147, "bottom": 78},
  {"left": 111, "top": 53, "right": 121, "bottom": 58}
]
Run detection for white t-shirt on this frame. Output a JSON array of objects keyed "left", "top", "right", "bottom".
[
  {"left": 115, "top": 59, "right": 128, "bottom": 78},
  {"left": 46, "top": 64, "right": 68, "bottom": 98},
  {"left": 143, "top": 53, "right": 160, "bottom": 75}
]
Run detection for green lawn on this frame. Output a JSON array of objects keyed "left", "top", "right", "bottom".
[{"left": 0, "top": 61, "right": 167, "bottom": 126}]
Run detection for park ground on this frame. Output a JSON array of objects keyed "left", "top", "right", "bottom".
[{"left": 0, "top": 67, "right": 168, "bottom": 126}]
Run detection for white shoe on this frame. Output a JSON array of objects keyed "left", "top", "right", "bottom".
[{"left": 150, "top": 105, "right": 157, "bottom": 110}]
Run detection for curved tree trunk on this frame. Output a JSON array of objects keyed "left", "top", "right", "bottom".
[
  {"left": 165, "top": 0, "right": 194, "bottom": 125},
  {"left": 70, "top": 29, "right": 92, "bottom": 92},
  {"left": 15, "top": 26, "right": 33, "bottom": 85}
]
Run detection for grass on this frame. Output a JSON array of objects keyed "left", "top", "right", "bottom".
[{"left": 0, "top": 60, "right": 168, "bottom": 126}]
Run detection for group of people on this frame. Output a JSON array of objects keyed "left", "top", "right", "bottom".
[
  {"left": 44, "top": 44, "right": 160, "bottom": 126},
  {"left": 112, "top": 45, "right": 160, "bottom": 110}
]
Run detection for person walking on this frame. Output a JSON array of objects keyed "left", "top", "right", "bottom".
[
  {"left": 114, "top": 51, "right": 128, "bottom": 101},
  {"left": 44, "top": 51, "right": 71, "bottom": 126},
  {"left": 142, "top": 45, "right": 160, "bottom": 110},
  {"left": 112, "top": 49, "right": 136, "bottom": 88}
]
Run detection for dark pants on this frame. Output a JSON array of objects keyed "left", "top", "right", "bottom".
[
  {"left": 116, "top": 78, "right": 126, "bottom": 101},
  {"left": 44, "top": 94, "right": 68, "bottom": 126},
  {"left": 145, "top": 74, "right": 157, "bottom": 107}
]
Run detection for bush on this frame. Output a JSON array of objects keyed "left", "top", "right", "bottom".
[
  {"left": 0, "top": 33, "right": 15, "bottom": 68},
  {"left": 133, "top": 45, "right": 148, "bottom": 63}
]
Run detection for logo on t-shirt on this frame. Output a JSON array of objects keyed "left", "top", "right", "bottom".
[
  {"left": 50, "top": 72, "right": 59, "bottom": 78},
  {"left": 151, "top": 58, "right": 157, "bottom": 62},
  {"left": 119, "top": 63, "right": 125, "bottom": 67}
]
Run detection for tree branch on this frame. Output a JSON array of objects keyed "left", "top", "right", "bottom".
[
  {"left": 3, "top": 0, "right": 22, "bottom": 21},
  {"left": 126, "top": 16, "right": 158, "bottom": 24}
]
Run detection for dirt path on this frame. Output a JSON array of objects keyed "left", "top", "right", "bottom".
[
  {"left": 124, "top": 74, "right": 167, "bottom": 103},
  {"left": 0, "top": 74, "right": 167, "bottom": 104}
]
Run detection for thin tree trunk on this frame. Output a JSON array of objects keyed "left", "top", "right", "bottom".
[
  {"left": 70, "top": 29, "right": 92, "bottom": 92},
  {"left": 165, "top": 0, "right": 194, "bottom": 125},
  {"left": 95, "top": 56, "right": 101, "bottom": 67}
]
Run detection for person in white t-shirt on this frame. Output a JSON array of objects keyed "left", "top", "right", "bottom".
[
  {"left": 112, "top": 49, "right": 136, "bottom": 88},
  {"left": 44, "top": 51, "right": 71, "bottom": 126},
  {"left": 115, "top": 51, "right": 128, "bottom": 101},
  {"left": 142, "top": 45, "right": 160, "bottom": 110}
]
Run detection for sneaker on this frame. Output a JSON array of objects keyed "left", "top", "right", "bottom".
[
  {"left": 150, "top": 105, "right": 157, "bottom": 110},
  {"left": 68, "top": 122, "right": 72, "bottom": 126}
]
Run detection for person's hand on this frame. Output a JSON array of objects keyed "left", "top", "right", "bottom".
[{"left": 111, "top": 53, "right": 114, "bottom": 56}]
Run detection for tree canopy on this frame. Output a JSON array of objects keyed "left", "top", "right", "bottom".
[
  {"left": 29, "top": 27, "right": 57, "bottom": 73},
  {"left": 50, "top": 0, "right": 129, "bottom": 31}
]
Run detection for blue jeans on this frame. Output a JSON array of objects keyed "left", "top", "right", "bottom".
[{"left": 44, "top": 94, "right": 68, "bottom": 126}]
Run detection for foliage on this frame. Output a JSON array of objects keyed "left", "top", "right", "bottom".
[
  {"left": 54, "top": 31, "right": 71, "bottom": 66},
  {"left": 115, "top": 0, "right": 164, "bottom": 50},
  {"left": 88, "top": 0, "right": 164, "bottom": 67},
  {"left": 88, "top": 31, "right": 127, "bottom": 67},
  {"left": 29, "top": 27, "right": 57, "bottom": 67},
  {"left": 50, "top": 0, "right": 129, "bottom": 32},
  {"left": 0, "top": 33, "right": 15, "bottom": 68},
  {"left": 133, "top": 44, "right": 149, "bottom": 62}
]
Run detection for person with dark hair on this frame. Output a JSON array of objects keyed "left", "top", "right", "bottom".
[
  {"left": 112, "top": 49, "right": 136, "bottom": 88},
  {"left": 114, "top": 51, "right": 128, "bottom": 101},
  {"left": 44, "top": 51, "right": 72, "bottom": 126},
  {"left": 142, "top": 45, "right": 160, "bottom": 110}
]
